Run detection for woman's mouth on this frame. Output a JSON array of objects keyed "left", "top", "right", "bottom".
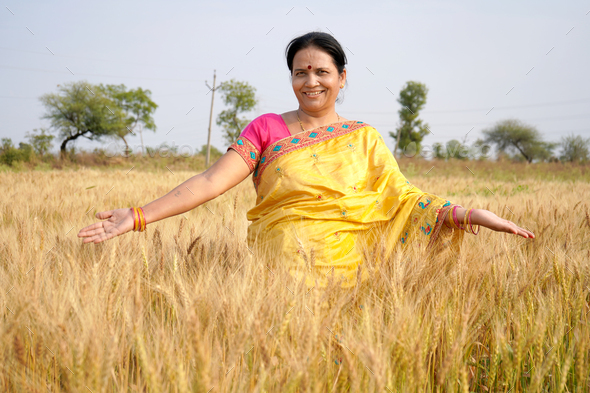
[{"left": 303, "top": 91, "right": 324, "bottom": 97}]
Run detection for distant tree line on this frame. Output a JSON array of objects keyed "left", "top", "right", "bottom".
[
  {"left": 417, "top": 120, "right": 589, "bottom": 163},
  {"left": 390, "top": 81, "right": 590, "bottom": 163},
  {"left": 1, "top": 79, "right": 258, "bottom": 167},
  {"left": 1, "top": 78, "right": 588, "bottom": 166}
]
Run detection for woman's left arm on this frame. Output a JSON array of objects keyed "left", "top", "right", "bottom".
[{"left": 446, "top": 207, "right": 535, "bottom": 238}]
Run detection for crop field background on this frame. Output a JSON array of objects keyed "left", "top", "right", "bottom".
[{"left": 1, "top": 158, "right": 589, "bottom": 392}]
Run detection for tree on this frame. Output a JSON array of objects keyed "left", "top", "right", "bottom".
[
  {"left": 559, "top": 134, "right": 590, "bottom": 163},
  {"left": 216, "top": 79, "right": 258, "bottom": 145},
  {"left": 40, "top": 81, "right": 125, "bottom": 155},
  {"left": 389, "top": 81, "right": 430, "bottom": 156},
  {"left": 100, "top": 84, "right": 158, "bottom": 154},
  {"left": 25, "top": 128, "right": 55, "bottom": 156},
  {"left": 446, "top": 139, "right": 468, "bottom": 160},
  {"left": 0, "top": 138, "right": 19, "bottom": 166},
  {"left": 482, "top": 119, "right": 556, "bottom": 163},
  {"left": 0, "top": 138, "right": 33, "bottom": 166},
  {"left": 432, "top": 142, "right": 445, "bottom": 159}
]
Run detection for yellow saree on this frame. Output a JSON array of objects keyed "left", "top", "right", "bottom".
[{"left": 228, "top": 120, "right": 464, "bottom": 288}]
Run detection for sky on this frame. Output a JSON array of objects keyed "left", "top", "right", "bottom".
[{"left": 1, "top": 0, "right": 589, "bottom": 156}]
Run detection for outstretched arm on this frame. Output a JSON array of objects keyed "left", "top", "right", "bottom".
[
  {"left": 445, "top": 207, "right": 534, "bottom": 239},
  {"left": 77, "top": 149, "right": 251, "bottom": 244}
]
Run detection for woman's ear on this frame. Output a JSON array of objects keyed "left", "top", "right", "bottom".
[{"left": 340, "top": 68, "right": 347, "bottom": 86}]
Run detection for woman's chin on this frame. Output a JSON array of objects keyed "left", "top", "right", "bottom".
[{"left": 299, "top": 101, "right": 328, "bottom": 112}]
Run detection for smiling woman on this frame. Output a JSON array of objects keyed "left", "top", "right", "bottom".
[{"left": 78, "top": 31, "right": 534, "bottom": 288}]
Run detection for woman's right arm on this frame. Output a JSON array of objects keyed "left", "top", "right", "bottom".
[{"left": 77, "top": 149, "right": 251, "bottom": 244}]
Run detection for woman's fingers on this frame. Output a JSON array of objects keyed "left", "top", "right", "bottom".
[
  {"left": 82, "top": 230, "right": 113, "bottom": 244},
  {"left": 78, "top": 210, "right": 116, "bottom": 238},
  {"left": 80, "top": 226, "right": 107, "bottom": 238},
  {"left": 91, "top": 233, "right": 111, "bottom": 244},
  {"left": 83, "top": 235, "right": 100, "bottom": 244},
  {"left": 506, "top": 220, "right": 535, "bottom": 239},
  {"left": 77, "top": 221, "right": 105, "bottom": 236},
  {"left": 520, "top": 227, "right": 535, "bottom": 238},
  {"left": 95, "top": 210, "right": 114, "bottom": 220}
]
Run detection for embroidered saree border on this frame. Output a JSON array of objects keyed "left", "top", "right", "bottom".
[
  {"left": 252, "top": 120, "right": 369, "bottom": 188},
  {"left": 227, "top": 136, "right": 260, "bottom": 173},
  {"left": 427, "top": 204, "right": 460, "bottom": 250},
  {"left": 398, "top": 195, "right": 453, "bottom": 248}
]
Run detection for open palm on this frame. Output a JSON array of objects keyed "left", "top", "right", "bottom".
[{"left": 77, "top": 208, "right": 134, "bottom": 244}]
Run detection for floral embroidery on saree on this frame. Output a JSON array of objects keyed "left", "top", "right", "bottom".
[{"left": 252, "top": 121, "right": 367, "bottom": 189}]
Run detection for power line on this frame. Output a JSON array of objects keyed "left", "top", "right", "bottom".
[
  {"left": 370, "top": 113, "right": 590, "bottom": 128},
  {"left": 344, "top": 97, "right": 590, "bottom": 116},
  {"left": 430, "top": 113, "right": 590, "bottom": 128},
  {"left": 0, "top": 95, "right": 38, "bottom": 100},
  {"left": 0, "top": 64, "right": 200, "bottom": 82},
  {"left": 0, "top": 46, "right": 208, "bottom": 72},
  {"left": 424, "top": 98, "right": 590, "bottom": 113}
]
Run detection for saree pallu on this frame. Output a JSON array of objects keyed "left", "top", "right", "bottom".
[{"left": 229, "top": 120, "right": 464, "bottom": 288}]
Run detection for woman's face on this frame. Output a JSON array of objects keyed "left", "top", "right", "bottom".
[{"left": 291, "top": 46, "right": 346, "bottom": 115}]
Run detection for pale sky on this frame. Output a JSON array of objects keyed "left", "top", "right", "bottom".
[{"left": 1, "top": 0, "right": 589, "bottom": 156}]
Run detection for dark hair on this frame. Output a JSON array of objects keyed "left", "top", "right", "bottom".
[{"left": 285, "top": 32, "right": 347, "bottom": 75}]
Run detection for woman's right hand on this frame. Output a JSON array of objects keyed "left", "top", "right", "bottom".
[{"left": 77, "top": 208, "right": 135, "bottom": 244}]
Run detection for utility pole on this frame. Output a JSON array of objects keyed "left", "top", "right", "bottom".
[
  {"left": 205, "top": 70, "right": 220, "bottom": 168},
  {"left": 138, "top": 124, "right": 145, "bottom": 156}
]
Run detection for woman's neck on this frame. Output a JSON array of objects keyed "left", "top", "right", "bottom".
[{"left": 297, "top": 108, "right": 340, "bottom": 129}]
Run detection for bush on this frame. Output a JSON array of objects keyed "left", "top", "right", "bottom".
[
  {"left": 560, "top": 134, "right": 590, "bottom": 163},
  {"left": 0, "top": 138, "right": 34, "bottom": 166}
]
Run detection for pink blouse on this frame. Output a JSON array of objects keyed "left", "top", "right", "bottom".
[{"left": 226, "top": 113, "right": 292, "bottom": 172}]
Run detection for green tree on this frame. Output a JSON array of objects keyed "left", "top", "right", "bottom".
[
  {"left": 40, "top": 81, "right": 125, "bottom": 156},
  {"left": 25, "top": 128, "right": 55, "bottom": 156},
  {"left": 216, "top": 79, "right": 258, "bottom": 145},
  {"left": 431, "top": 142, "right": 445, "bottom": 159},
  {"left": 472, "top": 138, "right": 491, "bottom": 161},
  {"left": 0, "top": 138, "right": 33, "bottom": 166},
  {"left": 390, "top": 81, "right": 430, "bottom": 156},
  {"left": 446, "top": 139, "right": 468, "bottom": 160},
  {"left": 482, "top": 119, "right": 556, "bottom": 163},
  {"left": 18, "top": 142, "right": 34, "bottom": 161},
  {"left": 100, "top": 84, "right": 158, "bottom": 153},
  {"left": 0, "top": 138, "right": 19, "bottom": 166},
  {"left": 559, "top": 134, "right": 589, "bottom": 163}
]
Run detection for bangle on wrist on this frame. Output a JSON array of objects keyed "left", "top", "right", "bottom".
[
  {"left": 463, "top": 208, "right": 470, "bottom": 233},
  {"left": 452, "top": 206, "right": 463, "bottom": 230},
  {"left": 131, "top": 207, "right": 147, "bottom": 232}
]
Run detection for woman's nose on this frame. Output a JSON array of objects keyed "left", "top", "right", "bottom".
[{"left": 305, "top": 74, "right": 320, "bottom": 87}]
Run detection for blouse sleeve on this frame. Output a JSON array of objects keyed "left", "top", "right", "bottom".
[{"left": 226, "top": 115, "right": 267, "bottom": 173}]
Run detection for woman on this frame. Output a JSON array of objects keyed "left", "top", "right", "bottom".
[{"left": 78, "top": 32, "right": 534, "bottom": 288}]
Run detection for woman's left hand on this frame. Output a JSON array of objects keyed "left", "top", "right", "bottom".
[{"left": 470, "top": 209, "right": 535, "bottom": 238}]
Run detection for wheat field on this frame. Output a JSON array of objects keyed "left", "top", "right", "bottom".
[{"left": 1, "top": 160, "right": 589, "bottom": 392}]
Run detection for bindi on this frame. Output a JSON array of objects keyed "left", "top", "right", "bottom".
[{"left": 307, "top": 65, "right": 312, "bottom": 69}]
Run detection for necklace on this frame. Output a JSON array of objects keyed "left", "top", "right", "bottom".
[{"left": 296, "top": 110, "right": 341, "bottom": 132}]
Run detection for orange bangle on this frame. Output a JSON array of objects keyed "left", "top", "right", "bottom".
[
  {"left": 138, "top": 207, "right": 146, "bottom": 232},
  {"left": 132, "top": 207, "right": 139, "bottom": 231},
  {"left": 131, "top": 207, "right": 147, "bottom": 232},
  {"left": 463, "top": 208, "right": 470, "bottom": 233}
]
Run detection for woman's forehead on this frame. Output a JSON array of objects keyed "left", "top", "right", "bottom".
[{"left": 292, "top": 47, "right": 334, "bottom": 68}]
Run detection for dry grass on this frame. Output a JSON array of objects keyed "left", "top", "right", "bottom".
[{"left": 0, "top": 162, "right": 589, "bottom": 392}]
